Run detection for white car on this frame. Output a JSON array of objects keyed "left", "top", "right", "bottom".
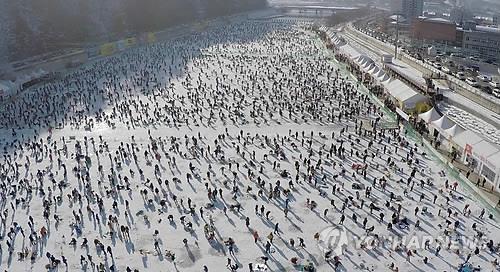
[
  {"left": 493, "top": 89, "right": 500, "bottom": 98},
  {"left": 477, "top": 75, "right": 491, "bottom": 82},
  {"left": 490, "top": 81, "right": 500, "bottom": 88},
  {"left": 442, "top": 66, "right": 451, "bottom": 74},
  {"left": 432, "top": 63, "right": 442, "bottom": 70},
  {"left": 455, "top": 72, "right": 466, "bottom": 80},
  {"left": 466, "top": 77, "right": 479, "bottom": 87},
  {"left": 468, "top": 56, "right": 480, "bottom": 62}
]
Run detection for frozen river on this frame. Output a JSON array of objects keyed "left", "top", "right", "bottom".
[{"left": 0, "top": 18, "right": 499, "bottom": 272}]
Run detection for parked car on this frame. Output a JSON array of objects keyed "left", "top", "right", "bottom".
[
  {"left": 493, "top": 88, "right": 500, "bottom": 98},
  {"left": 477, "top": 75, "right": 491, "bottom": 82},
  {"left": 490, "top": 81, "right": 500, "bottom": 88},
  {"left": 433, "top": 63, "right": 442, "bottom": 70},
  {"left": 442, "top": 66, "right": 452, "bottom": 74},
  {"left": 455, "top": 72, "right": 466, "bottom": 80},
  {"left": 468, "top": 56, "right": 480, "bottom": 62},
  {"left": 450, "top": 53, "right": 464, "bottom": 58},
  {"left": 443, "top": 59, "right": 454, "bottom": 66},
  {"left": 466, "top": 77, "right": 479, "bottom": 87}
]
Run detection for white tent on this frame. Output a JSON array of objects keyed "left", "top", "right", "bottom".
[
  {"left": 378, "top": 74, "right": 390, "bottom": 82},
  {"left": 484, "top": 152, "right": 500, "bottom": 185},
  {"left": 486, "top": 152, "right": 500, "bottom": 170},
  {"left": 375, "top": 70, "right": 385, "bottom": 78},
  {"left": 431, "top": 115, "right": 455, "bottom": 131},
  {"left": 443, "top": 124, "right": 465, "bottom": 139},
  {"left": 364, "top": 63, "right": 375, "bottom": 72},
  {"left": 340, "top": 44, "right": 360, "bottom": 58},
  {"left": 380, "top": 77, "right": 391, "bottom": 84},
  {"left": 354, "top": 55, "right": 364, "bottom": 63},
  {"left": 362, "top": 60, "right": 373, "bottom": 69},
  {"left": 334, "top": 37, "right": 346, "bottom": 47},
  {"left": 418, "top": 108, "right": 440, "bottom": 124},
  {"left": 383, "top": 79, "right": 427, "bottom": 109},
  {"left": 471, "top": 140, "right": 499, "bottom": 159},
  {"left": 452, "top": 130, "right": 483, "bottom": 150},
  {"left": 368, "top": 65, "right": 379, "bottom": 75}
]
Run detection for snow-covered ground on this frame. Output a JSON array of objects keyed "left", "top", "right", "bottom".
[{"left": 0, "top": 19, "right": 499, "bottom": 272}]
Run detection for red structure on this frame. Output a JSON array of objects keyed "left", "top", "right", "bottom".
[{"left": 411, "top": 17, "right": 457, "bottom": 42}]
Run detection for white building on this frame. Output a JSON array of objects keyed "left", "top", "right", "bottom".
[{"left": 461, "top": 23, "right": 500, "bottom": 61}]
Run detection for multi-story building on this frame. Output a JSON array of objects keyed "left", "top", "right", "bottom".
[
  {"left": 391, "top": 0, "right": 423, "bottom": 22},
  {"left": 460, "top": 22, "right": 500, "bottom": 61},
  {"left": 401, "top": 0, "right": 423, "bottom": 21}
]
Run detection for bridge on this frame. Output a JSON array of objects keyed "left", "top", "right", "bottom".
[{"left": 275, "top": 5, "right": 359, "bottom": 17}]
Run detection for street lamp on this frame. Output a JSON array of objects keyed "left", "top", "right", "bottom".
[{"left": 394, "top": 13, "right": 401, "bottom": 59}]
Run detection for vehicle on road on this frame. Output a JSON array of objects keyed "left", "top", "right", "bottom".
[
  {"left": 477, "top": 75, "right": 491, "bottom": 82},
  {"left": 466, "top": 77, "right": 479, "bottom": 87},
  {"left": 490, "top": 81, "right": 500, "bottom": 88},
  {"left": 493, "top": 88, "right": 500, "bottom": 98},
  {"left": 450, "top": 53, "right": 464, "bottom": 58},
  {"left": 468, "top": 56, "right": 480, "bottom": 62},
  {"left": 455, "top": 72, "right": 466, "bottom": 80}
]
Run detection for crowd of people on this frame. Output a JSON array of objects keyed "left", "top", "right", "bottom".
[{"left": 0, "top": 17, "right": 498, "bottom": 272}]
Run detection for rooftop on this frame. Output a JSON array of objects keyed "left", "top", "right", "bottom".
[
  {"left": 417, "top": 16, "right": 455, "bottom": 25},
  {"left": 476, "top": 25, "right": 500, "bottom": 34}
]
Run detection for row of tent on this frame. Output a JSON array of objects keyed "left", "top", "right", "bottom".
[
  {"left": 353, "top": 55, "right": 390, "bottom": 83},
  {"left": 321, "top": 26, "right": 498, "bottom": 190},
  {"left": 322, "top": 27, "right": 428, "bottom": 112},
  {"left": 320, "top": 26, "right": 346, "bottom": 47},
  {"left": 321, "top": 27, "right": 389, "bottom": 83},
  {"left": 419, "top": 108, "right": 500, "bottom": 188}
]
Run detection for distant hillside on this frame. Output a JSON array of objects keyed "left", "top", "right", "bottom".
[{"left": 0, "top": 0, "right": 268, "bottom": 62}]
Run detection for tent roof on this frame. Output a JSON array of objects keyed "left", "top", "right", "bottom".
[
  {"left": 485, "top": 152, "right": 500, "bottom": 171},
  {"left": 431, "top": 115, "right": 454, "bottom": 131},
  {"left": 383, "top": 79, "right": 426, "bottom": 106},
  {"left": 385, "top": 62, "right": 427, "bottom": 88},
  {"left": 418, "top": 107, "right": 440, "bottom": 123},
  {"left": 365, "top": 63, "right": 376, "bottom": 72},
  {"left": 471, "top": 140, "right": 499, "bottom": 158},
  {"left": 375, "top": 70, "right": 385, "bottom": 78},
  {"left": 362, "top": 60, "right": 373, "bottom": 68},
  {"left": 368, "top": 66, "right": 379, "bottom": 74},
  {"left": 378, "top": 74, "right": 390, "bottom": 82},
  {"left": 443, "top": 124, "right": 465, "bottom": 138},
  {"left": 340, "top": 44, "right": 360, "bottom": 59},
  {"left": 452, "top": 130, "right": 484, "bottom": 148}
]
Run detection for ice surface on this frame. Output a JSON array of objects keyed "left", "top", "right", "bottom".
[{"left": 0, "top": 18, "right": 498, "bottom": 272}]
